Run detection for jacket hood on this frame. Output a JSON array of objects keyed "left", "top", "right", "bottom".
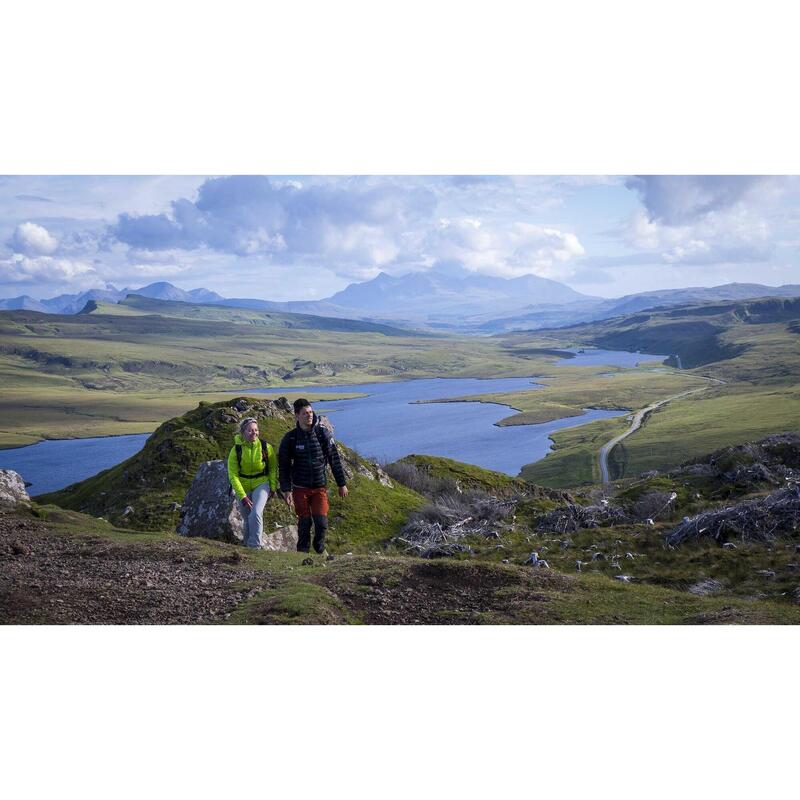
[{"left": 234, "top": 433, "right": 260, "bottom": 446}]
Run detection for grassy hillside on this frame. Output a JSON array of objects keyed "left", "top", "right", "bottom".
[
  {"left": 520, "top": 416, "right": 630, "bottom": 486},
  {"left": 503, "top": 295, "right": 800, "bottom": 484},
  {"left": 5, "top": 503, "right": 799, "bottom": 624},
  {"left": 7, "top": 423, "right": 800, "bottom": 624},
  {"left": 499, "top": 295, "right": 800, "bottom": 379},
  {"left": 87, "top": 294, "right": 421, "bottom": 336},
  {"left": 3, "top": 292, "right": 800, "bottom": 493}
]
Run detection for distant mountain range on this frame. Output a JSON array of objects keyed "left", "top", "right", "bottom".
[
  {"left": 472, "top": 282, "right": 800, "bottom": 333},
  {"left": 0, "top": 282, "right": 227, "bottom": 315},
  {"left": 3, "top": 269, "right": 800, "bottom": 333}
]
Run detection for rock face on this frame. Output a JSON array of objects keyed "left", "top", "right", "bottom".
[
  {"left": 0, "top": 470, "right": 30, "bottom": 507},
  {"left": 176, "top": 460, "right": 298, "bottom": 550},
  {"left": 177, "top": 461, "right": 243, "bottom": 543},
  {"left": 261, "top": 523, "right": 299, "bottom": 551}
]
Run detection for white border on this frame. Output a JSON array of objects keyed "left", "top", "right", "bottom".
[{"left": 2, "top": 2, "right": 798, "bottom": 797}]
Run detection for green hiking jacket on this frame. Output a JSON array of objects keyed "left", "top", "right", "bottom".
[{"left": 227, "top": 434, "right": 278, "bottom": 501}]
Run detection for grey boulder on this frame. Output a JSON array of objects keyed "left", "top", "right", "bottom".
[
  {"left": 0, "top": 469, "right": 30, "bottom": 507},
  {"left": 176, "top": 460, "right": 297, "bottom": 550}
]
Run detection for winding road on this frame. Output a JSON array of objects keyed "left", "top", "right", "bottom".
[{"left": 598, "top": 376, "right": 726, "bottom": 483}]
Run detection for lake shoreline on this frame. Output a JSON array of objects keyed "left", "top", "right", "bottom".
[{"left": 1, "top": 349, "right": 666, "bottom": 490}]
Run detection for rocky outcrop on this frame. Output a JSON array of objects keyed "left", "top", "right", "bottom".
[
  {"left": 260, "top": 523, "right": 299, "bottom": 551},
  {"left": 40, "top": 396, "right": 296, "bottom": 531},
  {"left": 354, "top": 461, "right": 393, "bottom": 487},
  {"left": 0, "top": 470, "right": 30, "bottom": 507},
  {"left": 176, "top": 460, "right": 298, "bottom": 550},
  {"left": 176, "top": 461, "right": 243, "bottom": 542}
]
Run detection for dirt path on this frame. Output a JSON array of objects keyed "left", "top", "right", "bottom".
[
  {"left": 598, "top": 376, "right": 726, "bottom": 483},
  {"left": 0, "top": 509, "right": 274, "bottom": 624}
]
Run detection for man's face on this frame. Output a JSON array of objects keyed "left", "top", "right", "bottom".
[
  {"left": 296, "top": 405, "right": 314, "bottom": 429},
  {"left": 243, "top": 422, "right": 259, "bottom": 442}
]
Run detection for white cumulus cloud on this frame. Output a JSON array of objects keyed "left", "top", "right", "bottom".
[
  {"left": 429, "top": 218, "right": 585, "bottom": 278},
  {"left": 0, "top": 254, "right": 98, "bottom": 287},
  {"left": 10, "top": 222, "right": 59, "bottom": 255},
  {"left": 623, "top": 205, "right": 773, "bottom": 267}
]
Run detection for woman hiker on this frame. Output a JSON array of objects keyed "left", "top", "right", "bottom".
[{"left": 228, "top": 417, "right": 278, "bottom": 548}]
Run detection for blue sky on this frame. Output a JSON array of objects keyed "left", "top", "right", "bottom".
[{"left": 1, "top": 175, "right": 798, "bottom": 301}]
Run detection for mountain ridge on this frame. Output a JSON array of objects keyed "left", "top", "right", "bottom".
[{"left": 4, "top": 272, "right": 800, "bottom": 333}]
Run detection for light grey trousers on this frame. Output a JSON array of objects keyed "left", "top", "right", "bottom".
[{"left": 240, "top": 482, "right": 270, "bottom": 548}]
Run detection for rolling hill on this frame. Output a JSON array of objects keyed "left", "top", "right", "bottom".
[{"left": 504, "top": 295, "right": 800, "bottom": 484}]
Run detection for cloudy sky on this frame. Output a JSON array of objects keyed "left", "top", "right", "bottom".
[{"left": 1, "top": 175, "right": 798, "bottom": 302}]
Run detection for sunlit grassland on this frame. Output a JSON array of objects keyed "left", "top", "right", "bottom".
[
  {"left": 520, "top": 383, "right": 800, "bottom": 487},
  {"left": 3, "top": 297, "right": 799, "bottom": 492},
  {"left": 617, "top": 383, "right": 800, "bottom": 475},
  {"left": 0, "top": 309, "right": 547, "bottom": 390},
  {"left": 499, "top": 309, "right": 800, "bottom": 484},
  {"left": 708, "top": 320, "right": 800, "bottom": 383},
  {"left": 0, "top": 385, "right": 364, "bottom": 449},
  {"left": 0, "top": 307, "right": 554, "bottom": 446},
  {"left": 520, "top": 415, "right": 630, "bottom": 486}
]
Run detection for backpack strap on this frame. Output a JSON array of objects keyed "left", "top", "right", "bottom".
[
  {"left": 315, "top": 426, "right": 331, "bottom": 465},
  {"left": 236, "top": 438, "right": 270, "bottom": 479},
  {"left": 288, "top": 425, "right": 330, "bottom": 465},
  {"left": 260, "top": 438, "right": 269, "bottom": 475}
]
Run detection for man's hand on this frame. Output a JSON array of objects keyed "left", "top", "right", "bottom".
[
  {"left": 242, "top": 496, "right": 254, "bottom": 511},
  {"left": 284, "top": 492, "right": 294, "bottom": 507},
  {"left": 338, "top": 485, "right": 349, "bottom": 499}
]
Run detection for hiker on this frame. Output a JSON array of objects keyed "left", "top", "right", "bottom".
[
  {"left": 278, "top": 398, "right": 348, "bottom": 554},
  {"left": 228, "top": 417, "right": 278, "bottom": 548}
]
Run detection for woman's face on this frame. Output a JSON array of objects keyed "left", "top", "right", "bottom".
[{"left": 243, "top": 422, "right": 259, "bottom": 442}]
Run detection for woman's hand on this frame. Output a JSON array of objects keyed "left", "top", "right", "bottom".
[{"left": 242, "top": 496, "right": 254, "bottom": 510}]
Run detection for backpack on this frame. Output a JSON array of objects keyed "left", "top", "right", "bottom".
[
  {"left": 234, "top": 438, "right": 271, "bottom": 478},
  {"left": 292, "top": 415, "right": 334, "bottom": 465}
]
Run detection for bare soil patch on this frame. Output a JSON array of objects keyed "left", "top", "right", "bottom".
[
  {"left": 0, "top": 509, "right": 273, "bottom": 624},
  {"left": 317, "top": 557, "right": 573, "bottom": 624}
]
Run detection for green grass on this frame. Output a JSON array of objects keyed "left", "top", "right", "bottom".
[
  {"left": 19, "top": 503, "right": 800, "bottom": 624},
  {"left": 229, "top": 581, "right": 358, "bottom": 624},
  {"left": 602, "top": 384, "right": 800, "bottom": 477},
  {"left": 325, "top": 472, "right": 427, "bottom": 551},
  {"left": 396, "top": 453, "right": 535, "bottom": 495},
  {"left": 542, "top": 572, "right": 800, "bottom": 625},
  {"left": 0, "top": 383, "right": 361, "bottom": 449},
  {"left": 486, "top": 368, "right": 711, "bottom": 425},
  {"left": 520, "top": 416, "right": 630, "bottom": 487},
  {"left": 517, "top": 382, "right": 800, "bottom": 487},
  {"left": 101, "top": 295, "right": 419, "bottom": 336}
]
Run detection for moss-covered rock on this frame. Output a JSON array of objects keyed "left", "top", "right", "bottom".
[{"left": 38, "top": 397, "right": 291, "bottom": 530}]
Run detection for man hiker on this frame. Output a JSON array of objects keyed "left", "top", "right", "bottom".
[{"left": 278, "top": 398, "right": 348, "bottom": 554}]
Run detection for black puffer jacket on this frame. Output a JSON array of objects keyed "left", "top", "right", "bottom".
[{"left": 278, "top": 414, "right": 347, "bottom": 492}]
